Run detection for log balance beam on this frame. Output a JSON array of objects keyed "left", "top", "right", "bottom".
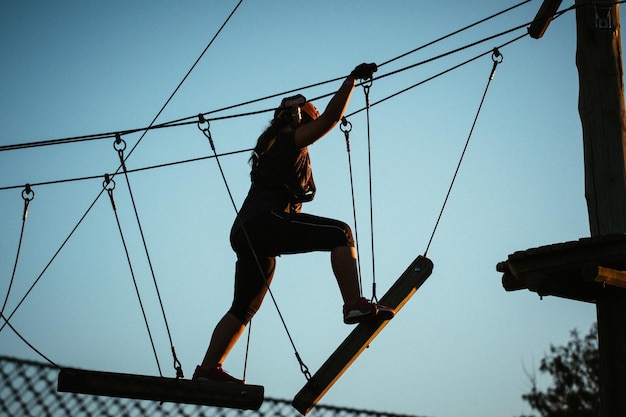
[
  {"left": 292, "top": 255, "right": 434, "bottom": 415},
  {"left": 57, "top": 367, "right": 264, "bottom": 410}
]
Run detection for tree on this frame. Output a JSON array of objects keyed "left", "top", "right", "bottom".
[{"left": 519, "top": 323, "right": 599, "bottom": 417}]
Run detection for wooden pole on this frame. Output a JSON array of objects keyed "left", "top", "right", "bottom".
[{"left": 575, "top": 1, "right": 626, "bottom": 415}]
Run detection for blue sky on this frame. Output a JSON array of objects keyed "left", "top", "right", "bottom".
[{"left": 0, "top": 1, "right": 602, "bottom": 416}]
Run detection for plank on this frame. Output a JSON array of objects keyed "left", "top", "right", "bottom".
[
  {"left": 291, "top": 255, "right": 433, "bottom": 415},
  {"left": 594, "top": 266, "right": 626, "bottom": 289},
  {"left": 57, "top": 368, "right": 264, "bottom": 410},
  {"left": 528, "top": 0, "right": 563, "bottom": 39}
]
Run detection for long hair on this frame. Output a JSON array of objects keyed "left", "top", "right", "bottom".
[
  {"left": 249, "top": 114, "right": 292, "bottom": 182},
  {"left": 249, "top": 113, "right": 291, "bottom": 166}
]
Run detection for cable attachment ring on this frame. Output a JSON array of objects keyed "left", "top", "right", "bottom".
[
  {"left": 103, "top": 174, "right": 117, "bottom": 210},
  {"left": 295, "top": 351, "right": 311, "bottom": 381},
  {"left": 171, "top": 346, "right": 184, "bottom": 379},
  {"left": 340, "top": 117, "right": 353, "bottom": 152},
  {"left": 21, "top": 184, "right": 35, "bottom": 221},
  {"left": 21, "top": 184, "right": 35, "bottom": 202},
  {"left": 197, "top": 114, "right": 216, "bottom": 152},
  {"left": 361, "top": 82, "right": 372, "bottom": 109},
  {"left": 114, "top": 133, "right": 128, "bottom": 171},
  {"left": 490, "top": 47, "right": 503, "bottom": 80}
]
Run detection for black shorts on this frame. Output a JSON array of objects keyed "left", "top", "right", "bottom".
[{"left": 227, "top": 210, "right": 354, "bottom": 323}]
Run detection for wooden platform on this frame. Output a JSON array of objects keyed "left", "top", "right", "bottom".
[
  {"left": 497, "top": 234, "right": 626, "bottom": 302},
  {"left": 57, "top": 368, "right": 264, "bottom": 410},
  {"left": 292, "top": 255, "right": 434, "bottom": 415}
]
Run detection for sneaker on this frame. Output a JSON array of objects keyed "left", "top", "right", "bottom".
[
  {"left": 192, "top": 364, "right": 245, "bottom": 384},
  {"left": 343, "top": 297, "right": 377, "bottom": 324}
]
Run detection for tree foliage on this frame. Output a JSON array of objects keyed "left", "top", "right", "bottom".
[{"left": 520, "top": 323, "right": 599, "bottom": 417}]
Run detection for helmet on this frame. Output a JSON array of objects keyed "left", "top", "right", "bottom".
[{"left": 274, "top": 94, "right": 319, "bottom": 125}]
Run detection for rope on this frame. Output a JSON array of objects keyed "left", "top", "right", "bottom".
[
  {"left": 423, "top": 49, "right": 504, "bottom": 257},
  {"left": 1, "top": 186, "right": 34, "bottom": 319},
  {"left": 118, "top": 0, "right": 244, "bottom": 171},
  {"left": 197, "top": 117, "right": 311, "bottom": 381},
  {"left": 103, "top": 174, "right": 164, "bottom": 376},
  {"left": 0, "top": 313, "right": 60, "bottom": 369},
  {"left": 0, "top": 0, "right": 243, "bottom": 343},
  {"left": 0, "top": 148, "right": 252, "bottom": 192},
  {"left": 0, "top": 189, "right": 105, "bottom": 335},
  {"left": 0, "top": 2, "right": 243, "bottom": 367},
  {"left": 340, "top": 118, "right": 363, "bottom": 293},
  {"left": 113, "top": 137, "right": 184, "bottom": 378},
  {"left": 0, "top": 1, "right": 549, "bottom": 154},
  {"left": 362, "top": 81, "right": 379, "bottom": 302},
  {"left": 378, "top": 0, "right": 532, "bottom": 67},
  {"left": 0, "top": 36, "right": 528, "bottom": 194}
]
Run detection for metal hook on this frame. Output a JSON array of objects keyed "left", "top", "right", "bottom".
[
  {"left": 489, "top": 48, "right": 503, "bottom": 80},
  {"left": 197, "top": 114, "right": 216, "bottom": 151},
  {"left": 21, "top": 184, "right": 35, "bottom": 202},
  {"left": 114, "top": 133, "right": 127, "bottom": 152},
  {"left": 340, "top": 117, "right": 352, "bottom": 152},
  {"left": 492, "top": 47, "right": 503, "bottom": 64},
  {"left": 197, "top": 113, "right": 209, "bottom": 130},
  {"left": 361, "top": 82, "right": 372, "bottom": 109},
  {"left": 103, "top": 174, "right": 117, "bottom": 210},
  {"left": 21, "top": 184, "right": 34, "bottom": 221},
  {"left": 171, "top": 346, "right": 184, "bottom": 379},
  {"left": 340, "top": 117, "right": 352, "bottom": 133}
]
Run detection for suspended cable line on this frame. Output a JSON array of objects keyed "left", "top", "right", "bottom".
[
  {"left": 0, "top": 0, "right": 243, "bottom": 371},
  {"left": 0, "top": 313, "right": 60, "bottom": 369},
  {"left": 378, "top": 0, "right": 532, "bottom": 67},
  {"left": 0, "top": 32, "right": 530, "bottom": 194},
  {"left": 0, "top": 187, "right": 105, "bottom": 335},
  {"left": 0, "top": 186, "right": 34, "bottom": 319},
  {"left": 120, "top": 0, "right": 244, "bottom": 169},
  {"left": 423, "top": 48, "right": 504, "bottom": 257},
  {"left": 103, "top": 172, "right": 164, "bottom": 376},
  {"left": 0, "top": 1, "right": 559, "bottom": 154},
  {"left": 346, "top": 31, "right": 528, "bottom": 119},
  {"left": 0, "top": 148, "right": 252, "bottom": 192}
]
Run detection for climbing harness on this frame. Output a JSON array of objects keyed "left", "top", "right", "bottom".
[{"left": 424, "top": 48, "right": 503, "bottom": 257}]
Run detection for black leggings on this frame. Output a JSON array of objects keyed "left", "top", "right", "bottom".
[{"left": 228, "top": 210, "right": 354, "bottom": 324}]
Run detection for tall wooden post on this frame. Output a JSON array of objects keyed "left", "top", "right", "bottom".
[{"left": 576, "top": 1, "right": 626, "bottom": 415}]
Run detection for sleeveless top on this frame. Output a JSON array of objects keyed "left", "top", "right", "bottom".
[{"left": 232, "top": 129, "right": 315, "bottom": 232}]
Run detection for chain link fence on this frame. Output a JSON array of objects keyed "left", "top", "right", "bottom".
[{"left": 1, "top": 356, "right": 425, "bottom": 417}]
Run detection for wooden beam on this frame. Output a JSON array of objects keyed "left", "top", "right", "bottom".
[
  {"left": 291, "top": 255, "right": 433, "bottom": 415},
  {"left": 529, "top": 0, "right": 563, "bottom": 39},
  {"left": 594, "top": 266, "right": 626, "bottom": 289},
  {"left": 57, "top": 368, "right": 264, "bottom": 410}
]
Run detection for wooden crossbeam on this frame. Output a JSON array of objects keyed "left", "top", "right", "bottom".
[
  {"left": 593, "top": 266, "right": 626, "bottom": 289},
  {"left": 57, "top": 368, "right": 264, "bottom": 410},
  {"left": 291, "top": 255, "right": 433, "bottom": 415},
  {"left": 528, "top": 0, "right": 563, "bottom": 39}
]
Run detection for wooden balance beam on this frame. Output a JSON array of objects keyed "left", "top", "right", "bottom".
[
  {"left": 57, "top": 367, "right": 264, "bottom": 410},
  {"left": 292, "top": 255, "right": 434, "bottom": 415}
]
